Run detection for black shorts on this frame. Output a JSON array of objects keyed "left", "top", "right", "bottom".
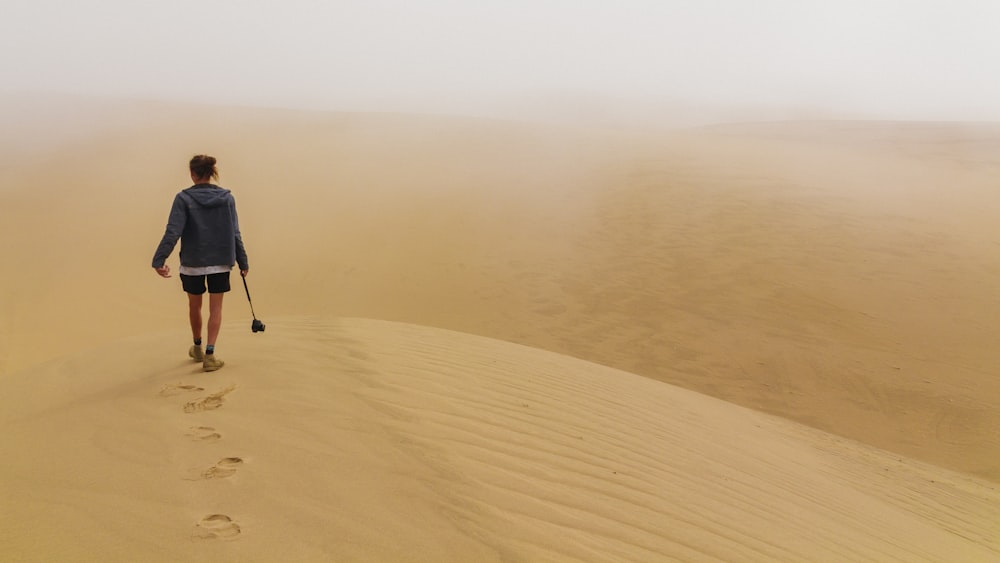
[{"left": 180, "top": 272, "right": 231, "bottom": 295}]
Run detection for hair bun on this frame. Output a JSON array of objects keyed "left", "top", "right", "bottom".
[{"left": 189, "top": 154, "right": 219, "bottom": 181}]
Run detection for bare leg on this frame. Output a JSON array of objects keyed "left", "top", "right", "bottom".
[
  {"left": 207, "top": 293, "right": 224, "bottom": 347},
  {"left": 187, "top": 293, "right": 203, "bottom": 341}
]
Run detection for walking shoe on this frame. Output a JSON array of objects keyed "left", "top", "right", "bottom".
[
  {"left": 189, "top": 345, "right": 205, "bottom": 362},
  {"left": 203, "top": 354, "right": 225, "bottom": 372}
]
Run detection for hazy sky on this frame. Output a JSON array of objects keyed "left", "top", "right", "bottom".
[{"left": 2, "top": 0, "right": 999, "bottom": 120}]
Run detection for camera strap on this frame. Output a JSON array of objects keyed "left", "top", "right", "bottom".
[{"left": 242, "top": 275, "right": 258, "bottom": 321}]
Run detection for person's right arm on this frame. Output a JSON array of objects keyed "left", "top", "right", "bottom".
[
  {"left": 151, "top": 194, "right": 187, "bottom": 271},
  {"left": 230, "top": 196, "right": 249, "bottom": 276}
]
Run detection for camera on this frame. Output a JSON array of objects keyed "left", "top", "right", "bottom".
[{"left": 252, "top": 319, "right": 265, "bottom": 333}]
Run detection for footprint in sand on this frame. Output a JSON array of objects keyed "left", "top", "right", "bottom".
[
  {"left": 159, "top": 383, "right": 205, "bottom": 397},
  {"left": 193, "top": 514, "right": 241, "bottom": 540},
  {"left": 185, "top": 426, "right": 222, "bottom": 442},
  {"left": 185, "top": 457, "right": 243, "bottom": 480},
  {"left": 184, "top": 385, "right": 237, "bottom": 413},
  {"left": 197, "top": 457, "right": 244, "bottom": 480}
]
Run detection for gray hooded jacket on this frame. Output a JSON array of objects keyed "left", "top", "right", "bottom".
[{"left": 152, "top": 184, "right": 249, "bottom": 270}]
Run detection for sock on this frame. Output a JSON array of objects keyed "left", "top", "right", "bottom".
[
  {"left": 206, "top": 344, "right": 215, "bottom": 355},
  {"left": 194, "top": 338, "right": 202, "bottom": 346}
]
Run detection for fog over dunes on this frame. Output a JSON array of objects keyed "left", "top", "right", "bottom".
[
  {"left": 2, "top": 1, "right": 1000, "bottom": 122},
  {"left": 3, "top": 2, "right": 1000, "bottom": 560}
]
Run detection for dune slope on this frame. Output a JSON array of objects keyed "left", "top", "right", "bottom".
[{"left": 1, "top": 317, "right": 998, "bottom": 561}]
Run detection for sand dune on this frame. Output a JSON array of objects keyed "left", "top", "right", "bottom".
[
  {"left": 2, "top": 317, "right": 997, "bottom": 561},
  {"left": 2, "top": 98, "right": 1000, "bottom": 558}
]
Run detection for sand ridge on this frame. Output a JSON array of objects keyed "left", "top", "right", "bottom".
[{"left": 1, "top": 317, "right": 997, "bottom": 561}]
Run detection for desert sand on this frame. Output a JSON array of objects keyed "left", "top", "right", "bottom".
[{"left": 1, "top": 97, "right": 998, "bottom": 560}]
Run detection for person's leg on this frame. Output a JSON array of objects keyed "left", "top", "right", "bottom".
[
  {"left": 207, "top": 293, "right": 224, "bottom": 349},
  {"left": 181, "top": 274, "right": 208, "bottom": 362},
  {"left": 187, "top": 293, "right": 203, "bottom": 341},
  {"left": 186, "top": 292, "right": 205, "bottom": 361},
  {"left": 202, "top": 272, "right": 230, "bottom": 371},
  {"left": 202, "top": 292, "right": 225, "bottom": 371}
]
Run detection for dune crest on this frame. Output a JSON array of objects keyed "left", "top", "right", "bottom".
[{"left": 1, "top": 317, "right": 996, "bottom": 561}]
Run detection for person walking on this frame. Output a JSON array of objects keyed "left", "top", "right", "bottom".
[{"left": 152, "top": 155, "right": 250, "bottom": 372}]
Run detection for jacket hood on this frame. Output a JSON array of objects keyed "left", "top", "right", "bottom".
[{"left": 181, "top": 184, "right": 232, "bottom": 208}]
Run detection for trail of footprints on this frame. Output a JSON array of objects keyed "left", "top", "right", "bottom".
[{"left": 160, "top": 380, "right": 243, "bottom": 540}]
